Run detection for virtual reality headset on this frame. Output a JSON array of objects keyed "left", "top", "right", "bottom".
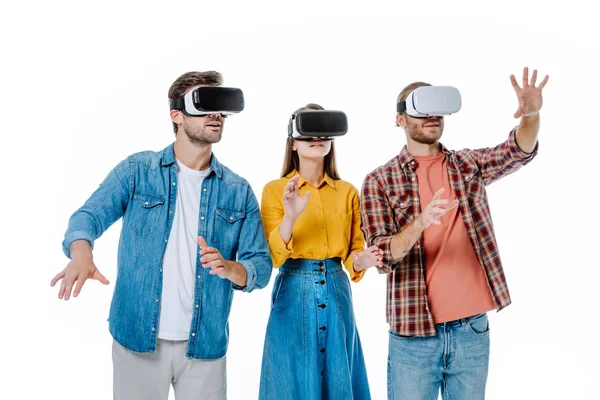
[
  {"left": 397, "top": 86, "right": 461, "bottom": 118},
  {"left": 170, "top": 86, "right": 244, "bottom": 117},
  {"left": 288, "top": 110, "right": 348, "bottom": 140}
]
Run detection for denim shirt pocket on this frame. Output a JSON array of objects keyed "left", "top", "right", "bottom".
[
  {"left": 214, "top": 208, "right": 246, "bottom": 250},
  {"left": 131, "top": 192, "right": 165, "bottom": 235}
]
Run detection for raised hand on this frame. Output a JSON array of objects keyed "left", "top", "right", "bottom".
[
  {"left": 352, "top": 245, "right": 384, "bottom": 271},
  {"left": 510, "top": 67, "right": 549, "bottom": 119},
  {"left": 417, "top": 188, "right": 459, "bottom": 229},
  {"left": 282, "top": 174, "right": 310, "bottom": 221}
]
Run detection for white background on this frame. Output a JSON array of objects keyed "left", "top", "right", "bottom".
[{"left": 1, "top": 0, "right": 598, "bottom": 399}]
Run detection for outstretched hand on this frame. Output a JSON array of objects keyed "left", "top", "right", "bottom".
[{"left": 510, "top": 67, "right": 549, "bottom": 119}]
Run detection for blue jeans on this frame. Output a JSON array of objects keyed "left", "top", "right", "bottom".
[{"left": 388, "top": 313, "right": 490, "bottom": 400}]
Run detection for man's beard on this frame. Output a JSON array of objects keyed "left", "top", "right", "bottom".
[
  {"left": 183, "top": 120, "right": 223, "bottom": 146},
  {"left": 407, "top": 122, "right": 441, "bottom": 145}
]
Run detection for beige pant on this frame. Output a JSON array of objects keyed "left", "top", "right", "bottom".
[{"left": 112, "top": 339, "right": 227, "bottom": 400}]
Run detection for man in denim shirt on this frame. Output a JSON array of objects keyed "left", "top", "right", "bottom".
[{"left": 51, "top": 71, "right": 272, "bottom": 400}]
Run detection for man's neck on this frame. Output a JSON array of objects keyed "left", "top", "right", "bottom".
[
  {"left": 406, "top": 140, "right": 442, "bottom": 157},
  {"left": 173, "top": 135, "right": 212, "bottom": 171}
]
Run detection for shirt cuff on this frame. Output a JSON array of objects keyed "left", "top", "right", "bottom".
[
  {"left": 233, "top": 260, "right": 257, "bottom": 292},
  {"left": 62, "top": 231, "right": 95, "bottom": 259},
  {"left": 376, "top": 235, "right": 395, "bottom": 274},
  {"left": 509, "top": 127, "right": 539, "bottom": 161},
  {"left": 269, "top": 228, "right": 293, "bottom": 259}
]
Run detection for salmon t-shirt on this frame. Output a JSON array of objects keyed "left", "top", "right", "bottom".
[{"left": 413, "top": 152, "right": 496, "bottom": 323}]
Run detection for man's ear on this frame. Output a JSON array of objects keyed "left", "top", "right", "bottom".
[
  {"left": 396, "top": 113, "right": 407, "bottom": 128},
  {"left": 170, "top": 109, "right": 183, "bottom": 126}
]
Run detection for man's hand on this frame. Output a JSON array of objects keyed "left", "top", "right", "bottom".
[
  {"left": 198, "top": 236, "right": 247, "bottom": 286},
  {"left": 416, "top": 188, "right": 459, "bottom": 229},
  {"left": 510, "top": 67, "right": 549, "bottom": 119},
  {"left": 50, "top": 240, "right": 109, "bottom": 300}
]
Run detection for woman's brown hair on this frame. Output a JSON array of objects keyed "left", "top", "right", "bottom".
[{"left": 280, "top": 103, "right": 340, "bottom": 179}]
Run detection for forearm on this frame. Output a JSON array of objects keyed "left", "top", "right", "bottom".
[
  {"left": 390, "top": 217, "right": 425, "bottom": 262},
  {"left": 69, "top": 240, "right": 93, "bottom": 261},
  {"left": 516, "top": 113, "right": 540, "bottom": 153},
  {"left": 277, "top": 214, "right": 297, "bottom": 244},
  {"left": 227, "top": 261, "right": 248, "bottom": 287}
]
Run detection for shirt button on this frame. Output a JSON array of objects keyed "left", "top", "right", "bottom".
[
  {"left": 320, "top": 225, "right": 324, "bottom": 229},
  {"left": 191, "top": 332, "right": 196, "bottom": 337},
  {"left": 464, "top": 176, "right": 470, "bottom": 181},
  {"left": 320, "top": 326, "right": 327, "bottom": 331},
  {"left": 164, "top": 239, "right": 168, "bottom": 243},
  {"left": 229, "top": 217, "right": 234, "bottom": 220},
  {"left": 322, "top": 243, "right": 327, "bottom": 247},
  {"left": 155, "top": 298, "right": 159, "bottom": 302},
  {"left": 197, "top": 275, "right": 201, "bottom": 279},
  {"left": 200, "top": 216, "right": 205, "bottom": 220},
  {"left": 195, "top": 304, "right": 199, "bottom": 308},
  {"left": 172, "top": 182, "right": 176, "bottom": 186},
  {"left": 320, "top": 280, "right": 325, "bottom": 285},
  {"left": 317, "top": 262, "right": 323, "bottom": 267},
  {"left": 169, "top": 210, "right": 173, "bottom": 215},
  {"left": 411, "top": 177, "right": 416, "bottom": 181},
  {"left": 144, "top": 202, "right": 149, "bottom": 207},
  {"left": 160, "top": 268, "right": 163, "bottom": 272},
  {"left": 203, "top": 188, "right": 207, "bottom": 192},
  {"left": 411, "top": 161, "right": 415, "bottom": 165},
  {"left": 151, "top": 327, "right": 155, "bottom": 332}
]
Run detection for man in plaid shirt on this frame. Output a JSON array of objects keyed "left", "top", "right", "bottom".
[{"left": 360, "top": 68, "right": 549, "bottom": 399}]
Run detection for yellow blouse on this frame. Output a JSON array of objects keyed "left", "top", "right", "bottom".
[{"left": 260, "top": 171, "right": 367, "bottom": 282}]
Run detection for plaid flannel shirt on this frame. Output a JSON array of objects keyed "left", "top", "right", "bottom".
[{"left": 360, "top": 128, "right": 538, "bottom": 336}]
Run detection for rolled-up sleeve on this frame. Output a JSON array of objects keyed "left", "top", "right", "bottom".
[
  {"left": 469, "top": 127, "right": 539, "bottom": 186},
  {"left": 62, "top": 158, "right": 131, "bottom": 259},
  {"left": 360, "top": 174, "right": 397, "bottom": 274},
  {"left": 260, "top": 183, "right": 294, "bottom": 268},
  {"left": 233, "top": 186, "right": 272, "bottom": 292}
]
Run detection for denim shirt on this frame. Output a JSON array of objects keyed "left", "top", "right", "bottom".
[{"left": 62, "top": 143, "right": 272, "bottom": 359}]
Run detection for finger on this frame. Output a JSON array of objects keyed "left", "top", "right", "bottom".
[
  {"left": 431, "top": 219, "right": 441, "bottom": 225},
  {"left": 432, "top": 188, "right": 445, "bottom": 201},
  {"left": 73, "top": 275, "right": 88, "bottom": 297},
  {"left": 209, "top": 266, "right": 225, "bottom": 276},
  {"left": 92, "top": 269, "right": 110, "bottom": 285},
  {"left": 510, "top": 74, "right": 520, "bottom": 94},
  {"left": 63, "top": 274, "right": 77, "bottom": 301},
  {"left": 203, "top": 260, "right": 226, "bottom": 270},
  {"left": 514, "top": 108, "right": 522, "bottom": 119},
  {"left": 429, "top": 199, "right": 449, "bottom": 207},
  {"left": 302, "top": 190, "right": 311, "bottom": 201},
  {"left": 530, "top": 69, "right": 538, "bottom": 86},
  {"left": 443, "top": 200, "right": 460, "bottom": 210},
  {"left": 58, "top": 276, "right": 67, "bottom": 299},
  {"left": 200, "top": 252, "right": 220, "bottom": 263},
  {"left": 538, "top": 75, "right": 549, "bottom": 89},
  {"left": 197, "top": 236, "right": 209, "bottom": 250},
  {"left": 50, "top": 269, "right": 66, "bottom": 286},
  {"left": 199, "top": 247, "right": 218, "bottom": 256},
  {"left": 522, "top": 66, "right": 529, "bottom": 87}
]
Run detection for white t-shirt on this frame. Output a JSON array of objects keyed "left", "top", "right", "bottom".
[{"left": 158, "top": 159, "right": 210, "bottom": 340}]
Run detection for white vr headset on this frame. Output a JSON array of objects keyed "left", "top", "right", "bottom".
[
  {"left": 170, "top": 86, "right": 244, "bottom": 117},
  {"left": 397, "top": 86, "right": 461, "bottom": 118}
]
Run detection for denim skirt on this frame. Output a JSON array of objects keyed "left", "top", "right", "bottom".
[{"left": 258, "top": 257, "right": 371, "bottom": 400}]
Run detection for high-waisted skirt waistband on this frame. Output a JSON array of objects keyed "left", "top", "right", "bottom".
[{"left": 279, "top": 257, "right": 343, "bottom": 274}]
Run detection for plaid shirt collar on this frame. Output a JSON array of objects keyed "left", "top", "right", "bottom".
[{"left": 397, "top": 142, "right": 452, "bottom": 171}]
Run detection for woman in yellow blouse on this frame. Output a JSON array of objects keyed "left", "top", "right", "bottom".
[{"left": 258, "top": 103, "right": 383, "bottom": 400}]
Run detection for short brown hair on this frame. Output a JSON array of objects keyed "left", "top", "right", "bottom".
[
  {"left": 280, "top": 103, "right": 341, "bottom": 180},
  {"left": 396, "top": 81, "right": 431, "bottom": 126},
  {"left": 168, "top": 71, "right": 223, "bottom": 133}
]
